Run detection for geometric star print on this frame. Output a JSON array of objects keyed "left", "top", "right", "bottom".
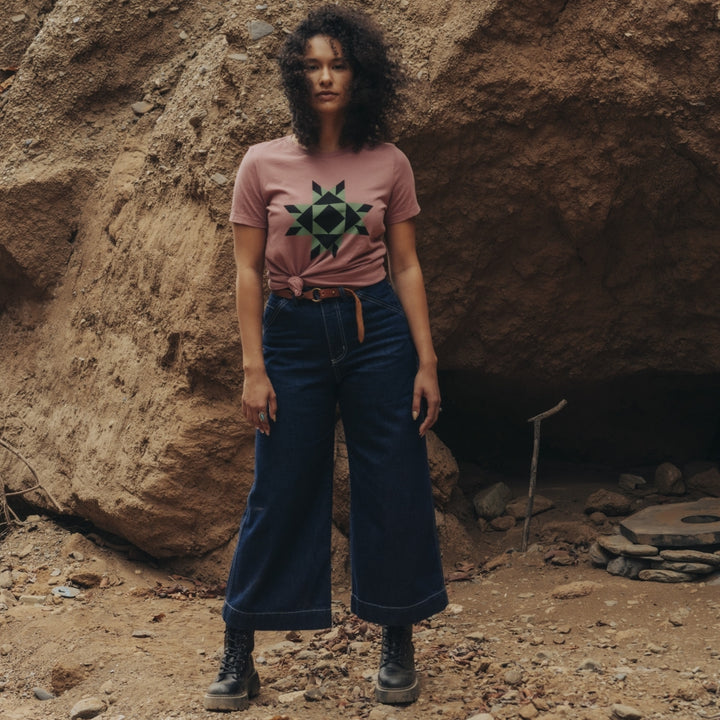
[{"left": 285, "top": 180, "right": 373, "bottom": 258}]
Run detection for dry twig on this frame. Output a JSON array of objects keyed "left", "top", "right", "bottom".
[
  {"left": 521, "top": 399, "right": 567, "bottom": 552},
  {"left": 0, "top": 437, "right": 63, "bottom": 533}
]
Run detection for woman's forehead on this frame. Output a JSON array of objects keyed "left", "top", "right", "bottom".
[{"left": 304, "top": 35, "right": 345, "bottom": 58}]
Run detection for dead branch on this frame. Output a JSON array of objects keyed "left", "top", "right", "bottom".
[
  {"left": 521, "top": 399, "right": 567, "bottom": 552},
  {"left": 0, "top": 437, "right": 64, "bottom": 514}
]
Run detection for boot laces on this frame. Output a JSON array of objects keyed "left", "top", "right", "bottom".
[
  {"left": 219, "top": 630, "right": 252, "bottom": 675},
  {"left": 381, "top": 625, "right": 410, "bottom": 667}
]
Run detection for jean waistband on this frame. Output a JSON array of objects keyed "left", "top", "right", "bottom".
[{"left": 273, "top": 286, "right": 365, "bottom": 343}]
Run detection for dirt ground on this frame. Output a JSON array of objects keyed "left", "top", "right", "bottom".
[{"left": 2, "top": 467, "right": 720, "bottom": 720}]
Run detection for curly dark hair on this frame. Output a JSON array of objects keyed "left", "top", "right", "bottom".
[{"left": 278, "top": 5, "right": 404, "bottom": 152}]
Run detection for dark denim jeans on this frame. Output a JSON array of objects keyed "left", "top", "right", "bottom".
[{"left": 222, "top": 279, "right": 448, "bottom": 630}]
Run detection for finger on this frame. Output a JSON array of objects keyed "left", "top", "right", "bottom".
[
  {"left": 268, "top": 393, "right": 278, "bottom": 423},
  {"left": 419, "top": 397, "right": 441, "bottom": 437},
  {"left": 411, "top": 388, "right": 422, "bottom": 422},
  {"left": 257, "top": 408, "right": 270, "bottom": 436}
]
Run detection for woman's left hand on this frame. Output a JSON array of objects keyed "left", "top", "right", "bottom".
[{"left": 412, "top": 363, "right": 441, "bottom": 437}]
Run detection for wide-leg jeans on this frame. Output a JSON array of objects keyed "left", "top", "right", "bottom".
[{"left": 222, "top": 279, "right": 448, "bottom": 631}]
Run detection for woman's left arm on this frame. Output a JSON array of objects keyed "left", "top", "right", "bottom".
[{"left": 386, "top": 219, "right": 441, "bottom": 437}]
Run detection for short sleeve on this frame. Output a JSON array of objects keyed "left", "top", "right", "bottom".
[
  {"left": 385, "top": 148, "right": 421, "bottom": 225},
  {"left": 229, "top": 145, "right": 268, "bottom": 228}
]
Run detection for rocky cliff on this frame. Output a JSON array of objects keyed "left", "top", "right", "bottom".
[{"left": 2, "top": 0, "right": 719, "bottom": 560}]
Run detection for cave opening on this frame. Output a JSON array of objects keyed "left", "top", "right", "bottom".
[{"left": 434, "top": 370, "right": 720, "bottom": 476}]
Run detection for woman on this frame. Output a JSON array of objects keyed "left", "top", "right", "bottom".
[{"left": 204, "top": 5, "right": 447, "bottom": 711}]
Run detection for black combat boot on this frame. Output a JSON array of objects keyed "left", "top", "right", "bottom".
[
  {"left": 204, "top": 628, "right": 260, "bottom": 711},
  {"left": 374, "top": 624, "right": 420, "bottom": 704}
]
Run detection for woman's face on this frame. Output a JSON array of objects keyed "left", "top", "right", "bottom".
[{"left": 303, "top": 35, "right": 353, "bottom": 118}]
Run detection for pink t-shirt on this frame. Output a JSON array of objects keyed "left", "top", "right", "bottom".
[{"left": 229, "top": 136, "right": 420, "bottom": 294}]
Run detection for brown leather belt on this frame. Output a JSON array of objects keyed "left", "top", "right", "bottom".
[{"left": 273, "top": 287, "right": 365, "bottom": 343}]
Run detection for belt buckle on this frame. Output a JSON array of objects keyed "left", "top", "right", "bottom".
[{"left": 310, "top": 287, "right": 323, "bottom": 302}]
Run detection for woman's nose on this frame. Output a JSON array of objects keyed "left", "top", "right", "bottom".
[{"left": 319, "top": 66, "right": 331, "bottom": 84}]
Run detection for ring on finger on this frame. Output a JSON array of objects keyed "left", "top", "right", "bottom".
[{"left": 258, "top": 411, "right": 266, "bottom": 422}]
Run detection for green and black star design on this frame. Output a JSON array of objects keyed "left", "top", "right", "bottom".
[{"left": 285, "top": 181, "right": 372, "bottom": 258}]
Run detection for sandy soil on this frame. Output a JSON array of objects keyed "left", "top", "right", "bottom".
[{"left": 2, "top": 469, "right": 720, "bottom": 720}]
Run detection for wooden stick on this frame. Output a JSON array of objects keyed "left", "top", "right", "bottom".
[
  {"left": 0, "top": 438, "right": 64, "bottom": 512},
  {"left": 521, "top": 399, "right": 567, "bottom": 552}
]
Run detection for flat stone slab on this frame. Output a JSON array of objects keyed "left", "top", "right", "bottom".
[
  {"left": 638, "top": 569, "right": 695, "bottom": 582},
  {"left": 651, "top": 561, "right": 716, "bottom": 574},
  {"left": 659, "top": 549, "right": 720, "bottom": 565},
  {"left": 597, "top": 534, "right": 658, "bottom": 557},
  {"left": 620, "top": 499, "right": 720, "bottom": 547}
]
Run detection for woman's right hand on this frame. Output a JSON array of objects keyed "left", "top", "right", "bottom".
[{"left": 242, "top": 367, "right": 277, "bottom": 436}]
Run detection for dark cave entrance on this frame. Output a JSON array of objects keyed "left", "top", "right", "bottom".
[{"left": 434, "top": 370, "right": 720, "bottom": 474}]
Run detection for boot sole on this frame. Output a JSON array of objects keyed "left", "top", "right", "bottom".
[
  {"left": 203, "top": 671, "right": 260, "bottom": 711},
  {"left": 374, "top": 676, "right": 420, "bottom": 704}
]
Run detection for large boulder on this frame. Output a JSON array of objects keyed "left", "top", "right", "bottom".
[{"left": 1, "top": 0, "right": 719, "bottom": 561}]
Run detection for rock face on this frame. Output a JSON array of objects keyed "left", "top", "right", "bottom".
[{"left": 2, "top": 0, "right": 720, "bottom": 559}]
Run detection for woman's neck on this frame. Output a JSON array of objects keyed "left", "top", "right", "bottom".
[{"left": 316, "top": 114, "right": 345, "bottom": 153}]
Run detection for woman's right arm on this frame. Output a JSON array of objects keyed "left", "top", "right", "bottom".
[{"left": 233, "top": 222, "right": 276, "bottom": 435}]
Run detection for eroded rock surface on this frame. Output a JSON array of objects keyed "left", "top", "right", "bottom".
[{"left": 1, "top": 0, "right": 719, "bottom": 558}]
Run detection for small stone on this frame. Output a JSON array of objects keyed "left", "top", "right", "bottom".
[
  {"left": 619, "top": 473, "right": 646, "bottom": 491},
  {"left": 0, "top": 571, "right": 12, "bottom": 589},
  {"left": 69, "top": 697, "right": 106, "bottom": 719},
  {"left": 0, "top": 644, "right": 11, "bottom": 655},
  {"left": 368, "top": 708, "right": 392, "bottom": 720},
  {"left": 686, "top": 465, "right": 720, "bottom": 496},
  {"left": 179, "top": 30, "right": 188, "bottom": 40},
  {"left": 17, "top": 543, "right": 34, "bottom": 558},
  {"left": 467, "top": 715, "right": 494, "bottom": 720},
  {"left": 11, "top": 13, "right": 26, "bottom": 22},
  {"left": 34, "top": 687, "right": 55, "bottom": 700},
  {"left": 655, "top": 462, "right": 685, "bottom": 495},
  {"left": 588, "top": 542, "right": 612, "bottom": 567},
  {"left": 504, "top": 668, "right": 523, "bottom": 685},
  {"left": 505, "top": 494, "right": 554, "bottom": 519},
  {"left": 131, "top": 101, "right": 154, "bottom": 115},
  {"left": 277, "top": 689, "right": 306, "bottom": 703},
  {"left": 551, "top": 581, "right": 601, "bottom": 599},
  {"left": 248, "top": 19, "right": 274, "bottom": 40},
  {"left": 18, "top": 594, "right": 47, "bottom": 605},
  {"left": 446, "top": 603, "right": 463, "bottom": 614},
  {"left": 100, "top": 680, "right": 114, "bottom": 694},
  {"left": 131, "top": 630, "right": 154, "bottom": 638},
  {"left": 68, "top": 572, "right": 102, "bottom": 588},
  {"left": 303, "top": 686, "right": 324, "bottom": 701},
  {"left": 348, "top": 641, "right": 371, "bottom": 655},
  {"left": 585, "top": 489, "right": 633, "bottom": 516},
  {"left": 611, "top": 703, "right": 643, "bottom": 719},
  {"left": 210, "top": 173, "right": 228, "bottom": 186},
  {"left": 519, "top": 704, "right": 539, "bottom": 719},
  {"left": 228, "top": 52, "right": 249, "bottom": 61},
  {"left": 607, "top": 556, "right": 650, "bottom": 579},
  {"left": 473, "top": 482, "right": 512, "bottom": 520},
  {"left": 490, "top": 515, "right": 515, "bottom": 531},
  {"left": 577, "top": 658, "right": 602, "bottom": 672},
  {"left": 264, "top": 640, "right": 297, "bottom": 655},
  {"left": 51, "top": 586, "right": 80, "bottom": 598}
]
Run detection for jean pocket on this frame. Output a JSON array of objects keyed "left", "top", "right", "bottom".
[
  {"left": 357, "top": 285, "right": 406, "bottom": 317},
  {"left": 263, "top": 295, "right": 288, "bottom": 330}
]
